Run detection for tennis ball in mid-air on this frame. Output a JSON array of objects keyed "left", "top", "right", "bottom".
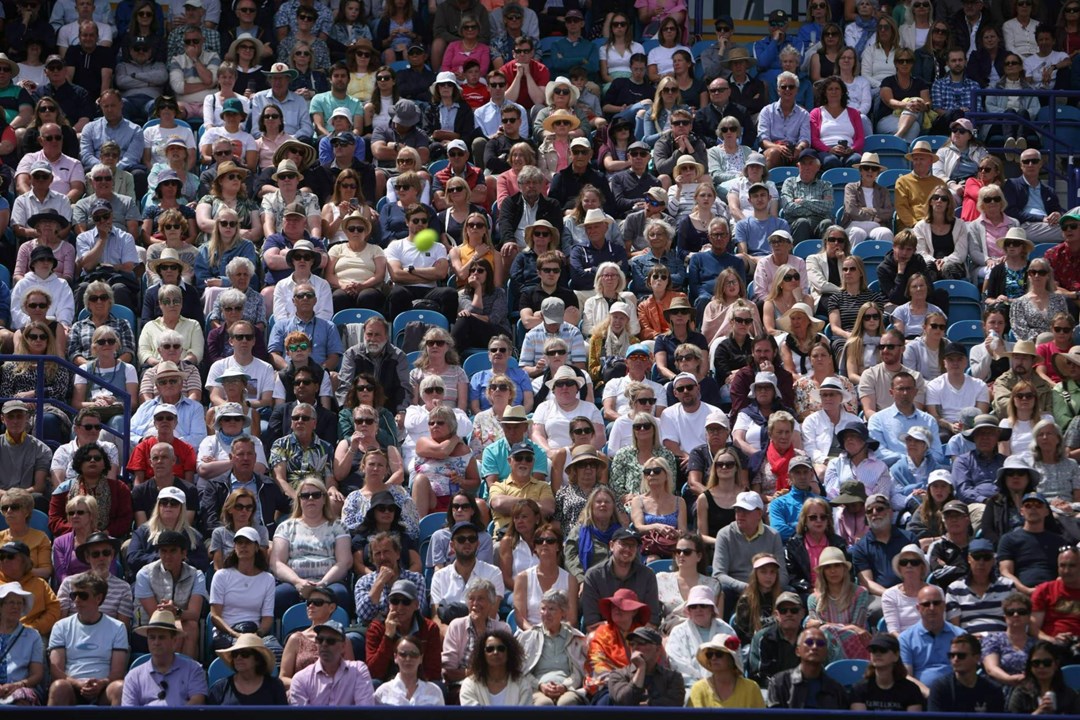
[{"left": 414, "top": 228, "right": 438, "bottom": 252}]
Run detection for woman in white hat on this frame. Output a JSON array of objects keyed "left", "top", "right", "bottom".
[
  {"left": 532, "top": 367, "right": 605, "bottom": 453},
  {"left": 534, "top": 76, "right": 590, "bottom": 145},
  {"left": 0, "top": 582, "right": 42, "bottom": 705},
  {"left": 881, "top": 543, "right": 929, "bottom": 634},
  {"left": 537, "top": 110, "right": 580, "bottom": 179},
  {"left": 582, "top": 262, "right": 639, "bottom": 338},
  {"left": 932, "top": 118, "right": 989, "bottom": 195},
  {"left": 1011, "top": 257, "right": 1069, "bottom": 342},
  {"left": 907, "top": 469, "right": 958, "bottom": 545},
  {"left": 587, "top": 302, "right": 639, "bottom": 386},
  {"left": 423, "top": 71, "right": 475, "bottom": 158},
  {"left": 667, "top": 157, "right": 708, "bottom": 222},
  {"left": 778, "top": 302, "right": 828, "bottom": 377},
  {"left": 667, "top": 584, "right": 736, "bottom": 685},
  {"left": 564, "top": 186, "right": 620, "bottom": 249},
  {"left": 686, "top": 632, "right": 763, "bottom": 707},
  {"left": 841, "top": 155, "right": 895, "bottom": 247}
]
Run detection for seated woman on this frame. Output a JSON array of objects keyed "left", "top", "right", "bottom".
[
  {"left": 409, "top": 327, "right": 469, "bottom": 411},
  {"left": 664, "top": 344, "right": 722, "bottom": 408},
  {"left": 349, "top": 489, "right": 420, "bottom": 576},
  {"left": 0, "top": 323, "right": 73, "bottom": 444},
  {"left": 1007, "top": 640, "right": 1080, "bottom": 714},
  {"left": 667, "top": 585, "right": 736, "bottom": 688},
  {"left": 70, "top": 325, "right": 139, "bottom": 435},
  {"left": 1010, "top": 258, "right": 1068, "bottom": 342},
  {"left": 460, "top": 629, "right": 535, "bottom": 706},
  {"left": 512, "top": 523, "right": 578, "bottom": 632},
  {"left": 786, "top": 499, "right": 848, "bottom": 597},
  {"left": 48, "top": 442, "right": 133, "bottom": 541},
  {"left": 498, "top": 499, "right": 540, "bottom": 589},
  {"left": 340, "top": 447, "right": 414, "bottom": 532},
  {"left": 554, "top": 445, "right": 609, "bottom": 530},
  {"left": 137, "top": 284, "right": 203, "bottom": 370},
  {"left": 686, "top": 633, "right": 764, "bottom": 708},
  {"left": 564, "top": 487, "right": 624, "bottom": 583},
  {"left": 469, "top": 375, "right": 516, "bottom": 454},
  {"left": 980, "top": 592, "right": 1036, "bottom": 690},
  {"left": 55, "top": 531, "right": 131, "bottom": 626},
  {"left": 584, "top": 588, "right": 650, "bottom": 702},
  {"left": 761, "top": 263, "right": 807, "bottom": 337},
  {"left": 209, "top": 528, "right": 279, "bottom": 656},
  {"left": 210, "top": 488, "right": 270, "bottom": 570},
  {"left": 587, "top": 304, "right": 639, "bottom": 388},
  {"left": 532, "top": 368, "right": 605, "bottom": 455},
  {"left": 0, "top": 489, "right": 51, "bottom": 580},
  {"left": 732, "top": 553, "right": 781, "bottom": 644},
  {"left": 582, "top": 263, "right": 639, "bottom": 339},
  {"left": 702, "top": 272, "right": 762, "bottom": 347},
  {"left": 913, "top": 189, "right": 976, "bottom": 281},
  {"left": 999, "top": 380, "right": 1054, "bottom": 458},
  {"left": 530, "top": 338, "right": 594, "bottom": 406},
  {"left": 983, "top": 226, "right": 1029, "bottom": 307},
  {"left": 696, "top": 448, "right": 744, "bottom": 548},
  {"left": 881, "top": 543, "right": 929, "bottom": 635},
  {"left": 840, "top": 302, "right": 884, "bottom": 385},
  {"left": 0, "top": 582, "right": 44, "bottom": 705},
  {"left": 428, "top": 492, "right": 494, "bottom": 569},
  {"left": 891, "top": 273, "right": 944, "bottom": 339},
  {"left": 209, "top": 635, "right": 288, "bottom": 705},
  {"left": 609, "top": 416, "right": 677, "bottom": 513},
  {"left": 410, "top": 405, "right": 480, "bottom": 517},
  {"left": 777, "top": 302, "right": 828, "bottom": 378},
  {"left": 932, "top": 118, "right": 989, "bottom": 196},
  {"left": 374, "top": 634, "right": 445, "bottom": 706},
  {"left": 841, "top": 157, "right": 895, "bottom": 246},
  {"left": 848, "top": 633, "right": 924, "bottom": 711},
  {"left": 52, "top": 495, "right": 111, "bottom": 587},
  {"left": 656, "top": 534, "right": 720, "bottom": 633},
  {"left": 402, "top": 375, "right": 472, "bottom": 470},
  {"left": 125, "top": 487, "right": 210, "bottom": 576},
  {"left": 630, "top": 457, "right": 687, "bottom": 562},
  {"left": 902, "top": 312, "right": 949, "bottom": 382},
  {"left": 518, "top": 589, "right": 586, "bottom": 707},
  {"left": 732, "top": 374, "right": 801, "bottom": 471},
  {"left": 826, "top": 256, "right": 885, "bottom": 354},
  {"left": 452, "top": 258, "right": 511, "bottom": 352},
  {"left": 335, "top": 376, "right": 399, "bottom": 451},
  {"left": 809, "top": 76, "right": 865, "bottom": 171},
  {"left": 270, "top": 476, "right": 352, "bottom": 615},
  {"left": 278, "top": 584, "right": 354, "bottom": 689}
]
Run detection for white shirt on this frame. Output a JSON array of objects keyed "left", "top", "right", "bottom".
[
  {"left": 206, "top": 355, "right": 278, "bottom": 400},
  {"left": 925, "top": 374, "right": 989, "bottom": 423},
  {"left": 374, "top": 677, "right": 445, "bottom": 706},
  {"left": 385, "top": 238, "right": 448, "bottom": 289},
  {"left": 817, "top": 106, "right": 856, "bottom": 147},
  {"left": 733, "top": 411, "right": 802, "bottom": 451},
  {"left": 533, "top": 399, "right": 603, "bottom": 450},
  {"left": 660, "top": 401, "right": 722, "bottom": 454},
  {"left": 802, "top": 409, "right": 860, "bottom": 464},
  {"left": 272, "top": 274, "right": 333, "bottom": 322},
  {"left": 602, "top": 377, "right": 667, "bottom": 416},
  {"left": 429, "top": 560, "right": 505, "bottom": 608}
]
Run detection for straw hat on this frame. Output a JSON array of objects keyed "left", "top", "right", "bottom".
[
  {"left": 816, "top": 546, "right": 851, "bottom": 570},
  {"left": 720, "top": 47, "right": 756, "bottom": 65},
  {"left": 542, "top": 108, "right": 581, "bottom": 134},
  {"left": 566, "top": 445, "right": 604, "bottom": 470},
  {"left": 214, "top": 160, "right": 249, "bottom": 180},
  {"left": 134, "top": 609, "right": 184, "bottom": 637},
  {"left": 674, "top": 156, "right": 705, "bottom": 177},
  {"left": 545, "top": 365, "right": 584, "bottom": 390},
  {"left": 995, "top": 226, "right": 1034, "bottom": 253},
  {"left": 663, "top": 295, "right": 694, "bottom": 317},
  {"left": 581, "top": 207, "right": 613, "bottom": 226},
  {"left": 905, "top": 140, "right": 936, "bottom": 160},
  {"left": 855, "top": 153, "right": 886, "bottom": 171},
  {"left": 216, "top": 633, "right": 276, "bottom": 671},
  {"left": 147, "top": 247, "right": 192, "bottom": 276},
  {"left": 272, "top": 139, "right": 316, "bottom": 169},
  {"left": 777, "top": 302, "right": 825, "bottom": 335}
]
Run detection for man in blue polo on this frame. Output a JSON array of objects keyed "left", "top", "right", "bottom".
[
  {"left": 768, "top": 455, "right": 822, "bottom": 542},
  {"left": 480, "top": 406, "right": 548, "bottom": 485},
  {"left": 852, "top": 492, "right": 917, "bottom": 624},
  {"left": 868, "top": 370, "right": 945, "bottom": 467},
  {"left": 900, "top": 584, "right": 965, "bottom": 696},
  {"left": 687, "top": 216, "right": 746, "bottom": 315}
]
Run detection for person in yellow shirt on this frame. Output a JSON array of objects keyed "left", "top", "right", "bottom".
[
  {"left": 687, "top": 632, "right": 766, "bottom": 708},
  {"left": 487, "top": 442, "right": 555, "bottom": 530}
]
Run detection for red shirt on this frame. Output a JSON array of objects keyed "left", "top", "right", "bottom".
[
  {"left": 499, "top": 58, "right": 550, "bottom": 111},
  {"left": 1045, "top": 242, "right": 1080, "bottom": 292},
  {"left": 1031, "top": 577, "right": 1080, "bottom": 638},
  {"left": 434, "top": 162, "right": 484, "bottom": 191},
  {"left": 126, "top": 436, "right": 197, "bottom": 481},
  {"left": 461, "top": 81, "right": 490, "bottom": 109}
]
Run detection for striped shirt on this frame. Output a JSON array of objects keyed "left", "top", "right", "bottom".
[{"left": 945, "top": 575, "right": 1016, "bottom": 635}]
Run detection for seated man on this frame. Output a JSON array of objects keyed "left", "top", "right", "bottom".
[
  {"left": 951, "top": 414, "right": 1008, "bottom": 506},
  {"left": 47, "top": 572, "right": 128, "bottom": 706},
  {"left": 518, "top": 251, "right": 581, "bottom": 330},
  {"left": 383, "top": 207, "right": 459, "bottom": 320},
  {"left": 128, "top": 362, "right": 206, "bottom": 447},
  {"left": 120, "top": 609, "right": 207, "bottom": 706},
  {"left": 852, "top": 493, "right": 918, "bottom": 623},
  {"left": 712, "top": 492, "right": 787, "bottom": 611},
  {"left": 132, "top": 530, "right": 208, "bottom": 659},
  {"left": 289, "top": 619, "right": 374, "bottom": 705},
  {"left": 899, "top": 585, "right": 965, "bottom": 695},
  {"left": 431, "top": 139, "right": 486, "bottom": 211},
  {"left": 429, "top": 522, "right": 504, "bottom": 625},
  {"left": 766, "top": 625, "right": 847, "bottom": 708},
  {"left": 779, "top": 150, "right": 833, "bottom": 245},
  {"left": 1031, "top": 545, "right": 1080, "bottom": 652},
  {"left": 927, "top": 633, "right": 1005, "bottom": 712},
  {"left": 1003, "top": 149, "right": 1064, "bottom": 244},
  {"left": 997, "top": 491, "right": 1068, "bottom": 594},
  {"left": 757, "top": 71, "right": 810, "bottom": 170},
  {"left": 480, "top": 406, "right": 548, "bottom": 485},
  {"left": 363, "top": 579, "right": 441, "bottom": 682},
  {"left": 579, "top": 528, "right": 660, "bottom": 630},
  {"left": 487, "top": 442, "right": 555, "bottom": 531},
  {"left": 603, "top": 626, "right": 684, "bottom": 706},
  {"left": 352, "top": 532, "right": 428, "bottom": 625},
  {"left": 747, "top": 591, "right": 806, "bottom": 687},
  {"left": 519, "top": 298, "right": 587, "bottom": 378},
  {"left": 0, "top": 400, "right": 52, "bottom": 512}
]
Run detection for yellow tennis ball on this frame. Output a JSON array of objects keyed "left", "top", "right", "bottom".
[{"left": 414, "top": 228, "right": 438, "bottom": 252}]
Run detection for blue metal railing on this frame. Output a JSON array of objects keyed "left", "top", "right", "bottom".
[{"left": 0, "top": 353, "right": 132, "bottom": 464}]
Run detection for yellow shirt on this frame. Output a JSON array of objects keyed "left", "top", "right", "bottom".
[
  {"left": 0, "top": 528, "right": 52, "bottom": 578},
  {"left": 488, "top": 477, "right": 555, "bottom": 529},
  {"left": 687, "top": 677, "right": 766, "bottom": 709}
]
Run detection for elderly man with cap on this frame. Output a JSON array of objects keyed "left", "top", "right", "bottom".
[
  {"left": 47, "top": 571, "right": 129, "bottom": 706},
  {"left": 609, "top": 141, "right": 662, "bottom": 220},
  {"left": 602, "top": 344, "right": 666, "bottom": 422},
  {"left": 496, "top": 164, "right": 564, "bottom": 259},
  {"left": 432, "top": 138, "right": 487, "bottom": 211},
  {"left": 549, "top": 137, "right": 613, "bottom": 214},
  {"left": 353, "top": 531, "right": 428, "bottom": 625},
  {"left": 248, "top": 63, "right": 312, "bottom": 142},
  {"left": 926, "top": 342, "right": 991, "bottom": 437},
  {"left": 1002, "top": 149, "right": 1065, "bottom": 244},
  {"left": 269, "top": 240, "right": 332, "bottom": 322},
  {"left": 10, "top": 246, "right": 75, "bottom": 329},
  {"left": 519, "top": 249, "right": 581, "bottom": 330},
  {"left": 127, "top": 402, "right": 198, "bottom": 485},
  {"left": 429, "top": 521, "right": 505, "bottom": 625},
  {"left": 132, "top": 529, "right": 208, "bottom": 658},
  {"left": 766, "top": 625, "right": 847, "bottom": 708},
  {"left": 10, "top": 165, "right": 74, "bottom": 243},
  {"left": 802, "top": 377, "right": 860, "bottom": 477},
  {"left": 661, "top": 371, "right": 722, "bottom": 473},
  {"left": 868, "top": 371, "right": 945, "bottom": 468},
  {"left": 580, "top": 528, "right": 660, "bottom": 630},
  {"left": 72, "top": 164, "right": 141, "bottom": 237},
  {"left": 778, "top": 150, "right": 833, "bottom": 244},
  {"left": 993, "top": 340, "right": 1054, "bottom": 419},
  {"left": 768, "top": 455, "right": 824, "bottom": 542},
  {"left": 852, "top": 490, "right": 918, "bottom": 622},
  {"left": 997, "top": 489, "right": 1068, "bottom": 594},
  {"left": 488, "top": 441, "right": 555, "bottom": 531},
  {"left": 130, "top": 442, "right": 199, "bottom": 527},
  {"left": 74, "top": 197, "right": 139, "bottom": 311},
  {"left": 364, "top": 578, "right": 441, "bottom": 682},
  {"left": 604, "top": 625, "right": 683, "bottom": 706},
  {"left": 38, "top": 54, "right": 94, "bottom": 134},
  {"left": 519, "top": 297, "right": 588, "bottom": 377},
  {"left": 289, "top": 618, "right": 374, "bottom": 705},
  {"left": 747, "top": 590, "right": 807, "bottom": 687},
  {"left": 951, "top": 414, "right": 1009, "bottom": 509},
  {"left": 712, "top": 492, "right": 787, "bottom": 609},
  {"left": 480, "top": 406, "right": 549, "bottom": 485},
  {"left": 121, "top": 609, "right": 207, "bottom": 706},
  {"left": 128, "top": 363, "right": 206, "bottom": 447},
  {"left": 16, "top": 121, "right": 87, "bottom": 201},
  {"left": 944, "top": 537, "right": 1015, "bottom": 633},
  {"left": 895, "top": 141, "right": 947, "bottom": 231},
  {"left": 757, "top": 71, "right": 810, "bottom": 171},
  {"left": 0, "top": 400, "right": 51, "bottom": 507},
  {"left": 569, "top": 211, "right": 628, "bottom": 290}
]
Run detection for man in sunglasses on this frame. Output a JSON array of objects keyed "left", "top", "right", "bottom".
[
  {"left": 766, "top": 625, "right": 847, "bottom": 708},
  {"left": 131, "top": 529, "right": 207, "bottom": 657},
  {"left": 1003, "top": 149, "right": 1064, "bottom": 244},
  {"left": 606, "top": 626, "right": 684, "bottom": 706},
  {"left": 37, "top": 55, "right": 94, "bottom": 135},
  {"left": 50, "top": 408, "right": 119, "bottom": 488},
  {"left": 998, "top": 490, "right": 1068, "bottom": 594},
  {"left": 549, "top": 138, "right": 613, "bottom": 214},
  {"left": 478, "top": 96, "right": 533, "bottom": 176},
  {"left": 758, "top": 71, "right": 810, "bottom": 170},
  {"left": 693, "top": 76, "right": 753, "bottom": 148},
  {"left": 265, "top": 365, "right": 336, "bottom": 448},
  {"left": 927, "top": 633, "right": 1004, "bottom": 711},
  {"left": 747, "top": 591, "right": 807, "bottom": 687},
  {"left": 500, "top": 36, "right": 548, "bottom": 111},
  {"left": 609, "top": 141, "right": 662, "bottom": 219},
  {"left": 430, "top": 522, "right": 504, "bottom": 625},
  {"left": 900, "top": 586, "right": 965, "bottom": 697},
  {"left": 488, "top": 441, "right": 555, "bottom": 532},
  {"left": 167, "top": 24, "right": 223, "bottom": 121},
  {"left": 364, "top": 578, "right": 440, "bottom": 682},
  {"left": 73, "top": 197, "right": 139, "bottom": 312},
  {"left": 753, "top": 9, "right": 793, "bottom": 89},
  {"left": 652, "top": 109, "right": 707, "bottom": 181},
  {"left": 0, "top": 401, "right": 50, "bottom": 508},
  {"left": 15, "top": 122, "right": 86, "bottom": 201},
  {"left": 128, "top": 361, "right": 207, "bottom": 448},
  {"left": 166, "top": 0, "right": 221, "bottom": 55},
  {"left": 113, "top": 36, "right": 166, "bottom": 125},
  {"left": 72, "top": 163, "right": 140, "bottom": 236},
  {"left": 698, "top": 15, "right": 736, "bottom": 84},
  {"left": 290, "top": 618, "right": 374, "bottom": 706},
  {"left": 767, "top": 455, "right": 823, "bottom": 542}
]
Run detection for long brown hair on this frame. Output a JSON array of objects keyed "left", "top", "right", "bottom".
[{"left": 744, "top": 553, "right": 781, "bottom": 634}]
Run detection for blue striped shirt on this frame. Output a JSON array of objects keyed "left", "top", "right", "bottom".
[{"left": 945, "top": 575, "right": 1016, "bottom": 635}]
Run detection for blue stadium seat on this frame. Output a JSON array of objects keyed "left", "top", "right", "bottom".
[
  {"left": 331, "top": 308, "right": 384, "bottom": 329},
  {"left": 463, "top": 352, "right": 492, "bottom": 376},
  {"left": 506, "top": 608, "right": 518, "bottom": 632},
  {"left": 419, "top": 512, "right": 445, "bottom": 545},
  {"left": 948, "top": 320, "right": 983, "bottom": 343},
  {"left": 390, "top": 60, "right": 409, "bottom": 72},
  {"left": 792, "top": 240, "right": 822, "bottom": 259},
  {"left": 427, "top": 159, "right": 449, "bottom": 175},
  {"left": 690, "top": 40, "right": 713, "bottom": 60},
  {"left": 77, "top": 305, "right": 138, "bottom": 335},
  {"left": 1063, "top": 664, "right": 1080, "bottom": 690},
  {"left": 646, "top": 558, "right": 672, "bottom": 573},
  {"left": 825, "top": 659, "right": 869, "bottom": 687},
  {"left": 868, "top": 279, "right": 881, "bottom": 292},
  {"left": 821, "top": 167, "right": 860, "bottom": 187},
  {"left": 279, "top": 602, "right": 348, "bottom": 641},
  {"left": 933, "top": 279, "right": 980, "bottom": 304},
  {"left": 877, "top": 168, "right": 906, "bottom": 188},
  {"left": 392, "top": 309, "right": 450, "bottom": 347},
  {"left": 1031, "top": 243, "right": 1056, "bottom": 259},
  {"left": 1035, "top": 105, "right": 1080, "bottom": 156},
  {"left": 852, "top": 240, "right": 891, "bottom": 262},
  {"left": 768, "top": 166, "right": 798, "bottom": 184},
  {"left": 863, "top": 135, "right": 910, "bottom": 169},
  {"left": 207, "top": 657, "right": 234, "bottom": 685},
  {"left": 0, "top": 264, "right": 10, "bottom": 289},
  {"left": 912, "top": 135, "right": 949, "bottom": 152},
  {"left": 129, "top": 653, "right": 151, "bottom": 669}
]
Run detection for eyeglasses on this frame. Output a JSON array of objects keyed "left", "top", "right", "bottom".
[
  {"left": 1028, "top": 269, "right": 1049, "bottom": 277},
  {"left": 778, "top": 606, "right": 802, "bottom": 616},
  {"left": 514, "top": 47, "right": 533, "bottom": 54},
  {"left": 632, "top": 423, "right": 654, "bottom": 431},
  {"left": 263, "top": 113, "right": 281, "bottom": 120},
  {"left": 422, "top": 387, "right": 445, "bottom": 396},
  {"left": 158, "top": 498, "right": 183, "bottom": 508},
  {"left": 928, "top": 323, "right": 946, "bottom": 331},
  {"left": 947, "top": 651, "right": 969, "bottom": 660},
  {"left": 919, "top": 600, "right": 944, "bottom": 608},
  {"left": 488, "top": 383, "right": 511, "bottom": 393},
  {"left": 92, "top": 175, "right": 113, "bottom": 182},
  {"left": 511, "top": 454, "right": 535, "bottom": 463},
  {"left": 803, "top": 638, "right": 827, "bottom": 648},
  {"left": 409, "top": 217, "right": 428, "bottom": 225},
  {"left": 673, "top": 384, "right": 697, "bottom": 393},
  {"left": 633, "top": 397, "right": 657, "bottom": 406},
  {"left": 932, "top": 27, "right": 948, "bottom": 33},
  {"left": 184, "top": 38, "right": 202, "bottom": 45},
  {"left": 779, "top": 84, "right": 797, "bottom": 90},
  {"left": 68, "top": 509, "right": 90, "bottom": 518},
  {"left": 294, "top": 379, "right": 316, "bottom": 387},
  {"left": 1062, "top": 223, "right": 1080, "bottom": 232},
  {"left": 673, "top": 548, "right": 697, "bottom": 557},
  {"left": 298, "top": 13, "right": 317, "bottom": 20},
  {"left": 719, "top": 126, "right": 739, "bottom": 133}
]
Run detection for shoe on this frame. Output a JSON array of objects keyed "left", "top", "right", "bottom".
[
  {"left": 1004, "top": 137, "right": 1017, "bottom": 150},
  {"left": 1015, "top": 137, "right": 1028, "bottom": 151}
]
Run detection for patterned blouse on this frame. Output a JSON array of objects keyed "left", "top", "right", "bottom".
[
  {"left": 609, "top": 445, "right": 679, "bottom": 510},
  {"left": 793, "top": 374, "right": 858, "bottom": 418},
  {"left": 1010, "top": 293, "right": 1068, "bottom": 342},
  {"left": 268, "top": 433, "right": 334, "bottom": 487},
  {"left": 273, "top": 518, "right": 348, "bottom": 581},
  {"left": 1033, "top": 459, "right": 1080, "bottom": 502},
  {"left": 341, "top": 484, "right": 420, "bottom": 539}
]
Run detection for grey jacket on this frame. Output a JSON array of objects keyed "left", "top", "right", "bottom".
[
  {"left": 842, "top": 181, "right": 894, "bottom": 225},
  {"left": 651, "top": 131, "right": 708, "bottom": 178}
]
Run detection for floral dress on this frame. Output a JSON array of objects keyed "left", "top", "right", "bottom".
[
  {"left": 808, "top": 586, "right": 872, "bottom": 659},
  {"left": 412, "top": 452, "right": 472, "bottom": 502},
  {"left": 609, "top": 445, "right": 679, "bottom": 511},
  {"left": 555, "top": 482, "right": 592, "bottom": 531},
  {"left": 793, "top": 375, "right": 858, "bottom": 418},
  {"left": 981, "top": 631, "right": 1036, "bottom": 676},
  {"left": 468, "top": 408, "right": 503, "bottom": 455}
]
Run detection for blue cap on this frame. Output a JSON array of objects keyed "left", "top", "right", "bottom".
[
  {"left": 509, "top": 442, "right": 535, "bottom": 458},
  {"left": 968, "top": 538, "right": 995, "bottom": 554},
  {"left": 450, "top": 521, "right": 479, "bottom": 537},
  {"left": 797, "top": 148, "right": 820, "bottom": 163},
  {"left": 330, "top": 131, "right": 356, "bottom": 145},
  {"left": 1021, "top": 491, "right": 1049, "bottom": 507},
  {"left": 312, "top": 619, "right": 345, "bottom": 638},
  {"left": 90, "top": 198, "right": 113, "bottom": 216},
  {"left": 625, "top": 343, "right": 651, "bottom": 359}
]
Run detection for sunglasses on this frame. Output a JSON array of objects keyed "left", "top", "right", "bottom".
[
  {"left": 298, "top": 491, "right": 324, "bottom": 500},
  {"left": 570, "top": 426, "right": 593, "bottom": 435},
  {"left": 306, "top": 598, "right": 332, "bottom": 607},
  {"left": 293, "top": 292, "right": 316, "bottom": 299},
  {"left": 423, "top": 387, "right": 445, "bottom": 395},
  {"left": 94, "top": 337, "right": 117, "bottom": 346},
  {"left": 803, "top": 638, "right": 827, "bottom": 648},
  {"left": 287, "top": 342, "right": 311, "bottom": 352},
  {"left": 353, "top": 417, "right": 375, "bottom": 425},
  {"left": 634, "top": 397, "right": 657, "bottom": 405},
  {"left": 1028, "top": 269, "right": 1049, "bottom": 276},
  {"left": 488, "top": 383, "right": 511, "bottom": 392},
  {"left": 68, "top": 509, "right": 90, "bottom": 516},
  {"left": 545, "top": 349, "right": 567, "bottom": 356},
  {"left": 1022, "top": 158, "right": 1041, "bottom": 165},
  {"left": 554, "top": 380, "right": 578, "bottom": 389},
  {"left": 70, "top": 591, "right": 92, "bottom": 601},
  {"left": 291, "top": 415, "right": 314, "bottom": 422},
  {"left": 632, "top": 423, "right": 654, "bottom": 431},
  {"left": 919, "top": 600, "right": 944, "bottom": 608},
  {"left": 947, "top": 652, "right": 970, "bottom": 660},
  {"left": 643, "top": 467, "right": 666, "bottom": 476},
  {"left": 231, "top": 333, "right": 254, "bottom": 341}
]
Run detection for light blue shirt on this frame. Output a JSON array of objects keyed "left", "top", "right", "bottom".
[
  {"left": 1022, "top": 177, "right": 1046, "bottom": 220},
  {"left": 129, "top": 396, "right": 208, "bottom": 448},
  {"left": 756, "top": 100, "right": 810, "bottom": 146},
  {"left": 267, "top": 315, "right": 343, "bottom": 365},
  {"left": 249, "top": 90, "right": 313, "bottom": 139},
  {"left": 474, "top": 99, "right": 528, "bottom": 139},
  {"left": 79, "top": 117, "right": 145, "bottom": 172},
  {"left": 733, "top": 215, "right": 790, "bottom": 257},
  {"left": 75, "top": 227, "right": 139, "bottom": 274},
  {"left": 867, "top": 404, "right": 945, "bottom": 468}
]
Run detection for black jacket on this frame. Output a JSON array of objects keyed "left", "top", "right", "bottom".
[
  {"left": 767, "top": 666, "right": 848, "bottom": 708},
  {"left": 692, "top": 100, "right": 755, "bottom": 148},
  {"left": 496, "top": 192, "right": 565, "bottom": 250},
  {"left": 305, "top": 158, "right": 377, "bottom": 208},
  {"left": 336, "top": 344, "right": 411, "bottom": 413},
  {"left": 548, "top": 165, "right": 614, "bottom": 215}
]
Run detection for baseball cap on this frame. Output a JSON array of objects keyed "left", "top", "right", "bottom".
[
  {"left": 734, "top": 491, "right": 764, "bottom": 512},
  {"left": 540, "top": 297, "right": 565, "bottom": 323}
]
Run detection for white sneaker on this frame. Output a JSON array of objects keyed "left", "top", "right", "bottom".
[
  {"left": 1015, "top": 137, "right": 1028, "bottom": 151},
  {"left": 1004, "top": 137, "right": 1017, "bottom": 150}
]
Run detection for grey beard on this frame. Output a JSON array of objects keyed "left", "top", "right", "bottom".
[
  {"left": 365, "top": 341, "right": 386, "bottom": 355},
  {"left": 869, "top": 516, "right": 891, "bottom": 532}
]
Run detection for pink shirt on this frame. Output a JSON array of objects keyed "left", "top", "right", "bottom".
[
  {"left": 15, "top": 239, "right": 77, "bottom": 281},
  {"left": 289, "top": 658, "right": 375, "bottom": 706},
  {"left": 441, "top": 41, "right": 493, "bottom": 78},
  {"left": 978, "top": 213, "right": 1019, "bottom": 261}
]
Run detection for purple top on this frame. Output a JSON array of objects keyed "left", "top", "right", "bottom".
[
  {"left": 288, "top": 659, "right": 374, "bottom": 706},
  {"left": 981, "top": 631, "right": 1035, "bottom": 677},
  {"left": 51, "top": 532, "right": 119, "bottom": 586}
]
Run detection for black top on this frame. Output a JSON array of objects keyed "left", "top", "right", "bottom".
[
  {"left": 850, "top": 676, "right": 924, "bottom": 711},
  {"left": 877, "top": 75, "right": 928, "bottom": 123},
  {"left": 208, "top": 675, "right": 289, "bottom": 705}
]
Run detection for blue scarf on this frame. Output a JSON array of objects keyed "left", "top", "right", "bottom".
[
  {"left": 216, "top": 429, "right": 242, "bottom": 451},
  {"left": 852, "top": 16, "right": 877, "bottom": 55},
  {"left": 578, "top": 522, "right": 621, "bottom": 569}
]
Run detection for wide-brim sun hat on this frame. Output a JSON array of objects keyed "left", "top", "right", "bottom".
[
  {"left": 216, "top": 633, "right": 276, "bottom": 671},
  {"left": 544, "top": 76, "right": 581, "bottom": 106},
  {"left": 542, "top": 108, "right": 581, "bottom": 134},
  {"left": 598, "top": 588, "right": 650, "bottom": 625},
  {"left": 891, "top": 543, "right": 929, "bottom": 579},
  {"left": 545, "top": 365, "right": 585, "bottom": 390},
  {"left": 696, "top": 633, "right": 743, "bottom": 672},
  {"left": 777, "top": 302, "right": 825, "bottom": 335}
]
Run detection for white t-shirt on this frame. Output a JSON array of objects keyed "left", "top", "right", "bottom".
[
  {"left": 206, "top": 356, "right": 278, "bottom": 401},
  {"left": 733, "top": 411, "right": 802, "bottom": 452},
  {"left": 647, "top": 44, "right": 691, "bottom": 77},
  {"left": 818, "top": 106, "right": 856, "bottom": 147},
  {"left": 1000, "top": 413, "right": 1053, "bottom": 459},
  {"left": 200, "top": 127, "right": 258, "bottom": 157},
  {"left": 533, "top": 399, "right": 603, "bottom": 450},
  {"left": 385, "top": 238, "right": 448, "bottom": 289},
  {"left": 1024, "top": 51, "right": 1069, "bottom": 88},
  {"left": 429, "top": 560, "right": 504, "bottom": 608},
  {"left": 660, "top": 401, "right": 722, "bottom": 453},
  {"left": 925, "top": 374, "right": 990, "bottom": 423},
  {"left": 143, "top": 125, "right": 197, "bottom": 166},
  {"left": 208, "top": 567, "right": 275, "bottom": 627},
  {"left": 602, "top": 377, "right": 667, "bottom": 415},
  {"left": 601, "top": 42, "right": 645, "bottom": 75},
  {"left": 47, "top": 614, "right": 128, "bottom": 680}
]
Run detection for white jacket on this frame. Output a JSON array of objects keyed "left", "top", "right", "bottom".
[
  {"left": 666, "top": 617, "right": 738, "bottom": 687},
  {"left": 912, "top": 218, "right": 975, "bottom": 268},
  {"left": 581, "top": 290, "right": 640, "bottom": 338},
  {"left": 10, "top": 272, "right": 75, "bottom": 328}
]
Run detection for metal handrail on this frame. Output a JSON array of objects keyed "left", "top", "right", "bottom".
[{"left": 0, "top": 353, "right": 132, "bottom": 464}]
